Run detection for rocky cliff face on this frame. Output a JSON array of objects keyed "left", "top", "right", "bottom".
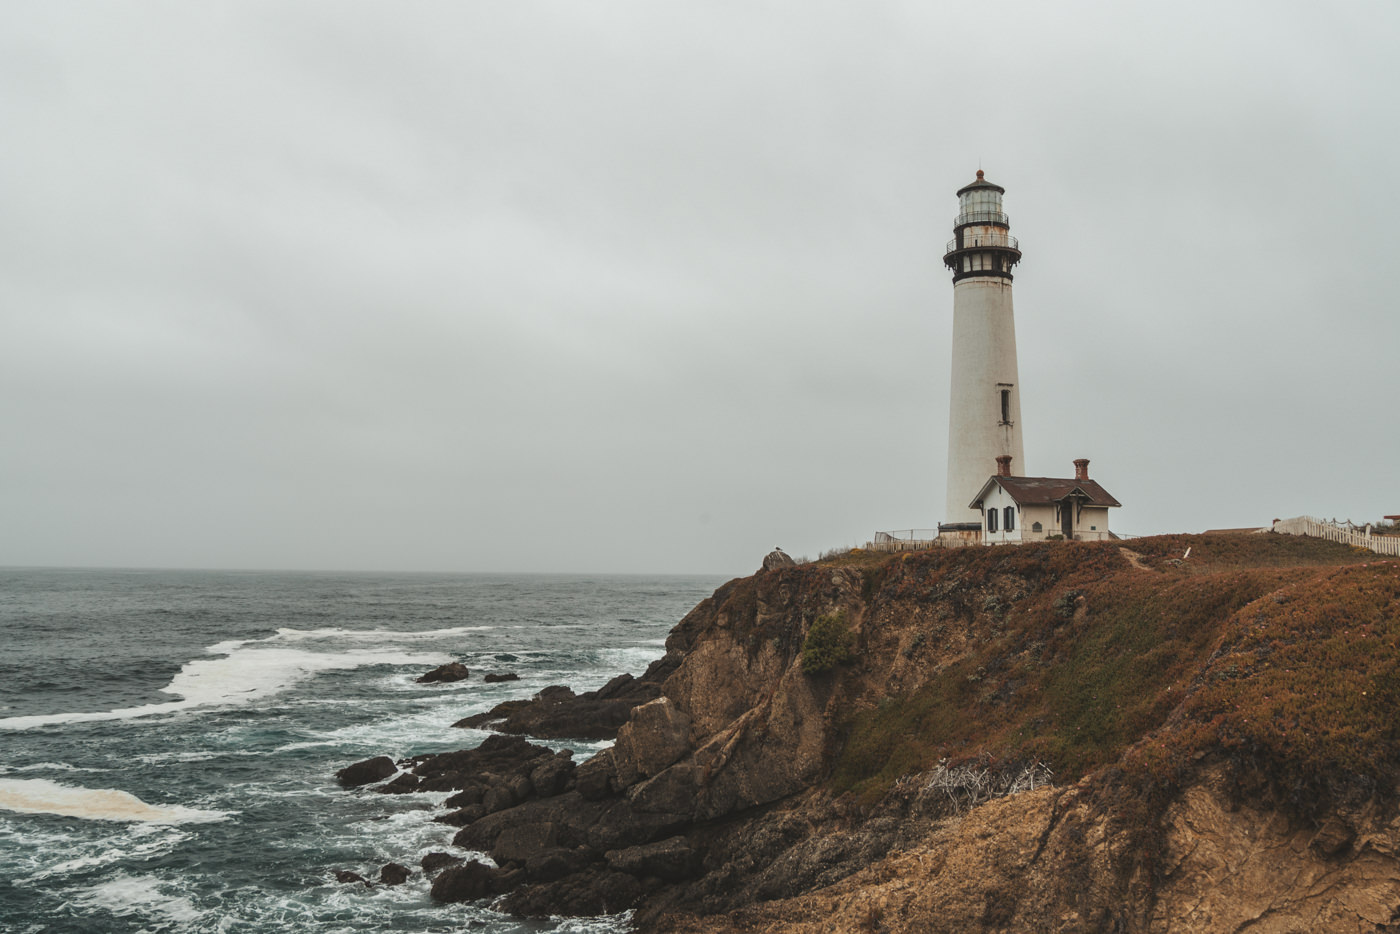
[{"left": 342, "top": 534, "right": 1400, "bottom": 932}]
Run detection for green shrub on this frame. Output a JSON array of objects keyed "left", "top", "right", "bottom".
[{"left": 802, "top": 611, "right": 855, "bottom": 674}]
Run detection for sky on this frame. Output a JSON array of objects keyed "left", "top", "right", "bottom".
[{"left": 2, "top": 1, "right": 1397, "bottom": 575}]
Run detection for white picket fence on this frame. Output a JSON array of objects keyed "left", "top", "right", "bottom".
[{"left": 1272, "top": 516, "right": 1400, "bottom": 557}]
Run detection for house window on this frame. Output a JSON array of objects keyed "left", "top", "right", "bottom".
[
  {"left": 987, "top": 509, "right": 998, "bottom": 533},
  {"left": 1004, "top": 506, "right": 1015, "bottom": 531}
]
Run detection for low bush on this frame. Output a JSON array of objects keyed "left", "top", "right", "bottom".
[{"left": 802, "top": 611, "right": 855, "bottom": 674}]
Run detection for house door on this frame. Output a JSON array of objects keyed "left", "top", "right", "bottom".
[{"left": 1061, "top": 500, "right": 1074, "bottom": 539}]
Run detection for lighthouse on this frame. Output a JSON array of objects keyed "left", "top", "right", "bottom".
[{"left": 942, "top": 170, "right": 1025, "bottom": 526}]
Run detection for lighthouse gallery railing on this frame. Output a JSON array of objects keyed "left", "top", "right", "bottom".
[{"left": 945, "top": 234, "right": 1019, "bottom": 253}]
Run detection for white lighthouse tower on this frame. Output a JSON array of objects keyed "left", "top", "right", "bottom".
[{"left": 942, "top": 170, "right": 1025, "bottom": 526}]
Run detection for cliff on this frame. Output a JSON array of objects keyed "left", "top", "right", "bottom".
[
  {"left": 345, "top": 533, "right": 1400, "bottom": 932},
  {"left": 638, "top": 534, "right": 1400, "bottom": 932}
]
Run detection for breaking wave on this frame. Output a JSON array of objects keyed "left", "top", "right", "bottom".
[{"left": 0, "top": 630, "right": 454, "bottom": 731}]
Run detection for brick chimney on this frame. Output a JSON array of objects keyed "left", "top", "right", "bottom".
[
  {"left": 1073, "top": 458, "right": 1090, "bottom": 481},
  {"left": 996, "top": 455, "right": 1013, "bottom": 477}
]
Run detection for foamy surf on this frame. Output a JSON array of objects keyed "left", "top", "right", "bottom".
[
  {"left": 74, "top": 874, "right": 206, "bottom": 924},
  {"left": 0, "top": 643, "right": 452, "bottom": 731},
  {"left": 0, "top": 778, "right": 231, "bottom": 824},
  {"left": 273, "top": 625, "right": 496, "bottom": 642}
]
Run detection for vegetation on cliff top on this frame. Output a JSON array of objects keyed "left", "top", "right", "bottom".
[{"left": 822, "top": 534, "right": 1399, "bottom": 810}]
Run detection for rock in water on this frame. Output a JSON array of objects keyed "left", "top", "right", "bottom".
[
  {"left": 484, "top": 672, "right": 520, "bottom": 683},
  {"left": 452, "top": 664, "right": 675, "bottom": 740},
  {"left": 430, "top": 860, "right": 504, "bottom": 903},
  {"left": 420, "top": 852, "right": 463, "bottom": 876},
  {"left": 379, "top": 862, "right": 411, "bottom": 885},
  {"left": 762, "top": 547, "right": 795, "bottom": 570},
  {"left": 335, "top": 756, "right": 396, "bottom": 788},
  {"left": 417, "top": 662, "right": 470, "bottom": 683}
]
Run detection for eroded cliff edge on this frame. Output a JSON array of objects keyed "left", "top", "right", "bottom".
[{"left": 348, "top": 534, "right": 1400, "bottom": 932}]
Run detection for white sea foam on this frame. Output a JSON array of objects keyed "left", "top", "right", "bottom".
[
  {"left": 0, "top": 778, "right": 231, "bottom": 824},
  {"left": 0, "top": 644, "right": 452, "bottom": 731},
  {"left": 74, "top": 874, "right": 205, "bottom": 924},
  {"left": 203, "top": 636, "right": 258, "bottom": 655},
  {"left": 23, "top": 826, "right": 192, "bottom": 882},
  {"left": 552, "top": 912, "right": 636, "bottom": 932},
  {"left": 0, "top": 761, "right": 110, "bottom": 774},
  {"left": 597, "top": 645, "right": 665, "bottom": 674},
  {"left": 272, "top": 625, "right": 494, "bottom": 642}
]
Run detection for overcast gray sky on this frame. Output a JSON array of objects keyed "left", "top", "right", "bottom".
[{"left": 2, "top": 1, "right": 1396, "bottom": 575}]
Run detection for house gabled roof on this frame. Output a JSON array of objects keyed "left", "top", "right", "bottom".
[{"left": 969, "top": 475, "right": 1122, "bottom": 510}]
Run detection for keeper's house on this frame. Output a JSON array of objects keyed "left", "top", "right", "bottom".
[{"left": 971, "top": 456, "right": 1121, "bottom": 544}]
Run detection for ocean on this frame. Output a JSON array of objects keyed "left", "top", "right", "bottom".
[{"left": 0, "top": 568, "right": 727, "bottom": 933}]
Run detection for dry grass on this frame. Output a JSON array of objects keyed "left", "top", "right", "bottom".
[{"left": 828, "top": 533, "right": 1390, "bottom": 808}]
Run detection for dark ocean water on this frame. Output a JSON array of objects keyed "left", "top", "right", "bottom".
[{"left": 0, "top": 568, "right": 727, "bottom": 933}]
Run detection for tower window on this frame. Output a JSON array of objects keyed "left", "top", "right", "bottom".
[
  {"left": 1000, "top": 389, "right": 1011, "bottom": 425},
  {"left": 987, "top": 509, "right": 998, "bottom": 533},
  {"left": 1004, "top": 506, "right": 1015, "bottom": 532}
]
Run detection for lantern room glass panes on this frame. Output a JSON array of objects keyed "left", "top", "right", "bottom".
[{"left": 959, "top": 188, "right": 1002, "bottom": 215}]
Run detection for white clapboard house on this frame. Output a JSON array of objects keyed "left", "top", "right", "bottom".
[{"left": 970, "top": 457, "right": 1121, "bottom": 544}]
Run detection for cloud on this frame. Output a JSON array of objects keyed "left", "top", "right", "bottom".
[{"left": 1, "top": 1, "right": 1396, "bottom": 572}]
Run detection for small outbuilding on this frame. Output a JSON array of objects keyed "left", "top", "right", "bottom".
[{"left": 969, "top": 457, "right": 1121, "bottom": 544}]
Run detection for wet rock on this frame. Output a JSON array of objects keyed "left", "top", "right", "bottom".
[
  {"left": 492, "top": 821, "right": 559, "bottom": 866},
  {"left": 334, "top": 869, "right": 371, "bottom": 886},
  {"left": 435, "top": 804, "right": 487, "bottom": 826},
  {"left": 452, "top": 792, "right": 609, "bottom": 856},
  {"left": 407, "top": 733, "right": 555, "bottom": 794},
  {"left": 443, "top": 783, "right": 487, "bottom": 809},
  {"left": 375, "top": 772, "right": 420, "bottom": 794},
  {"left": 420, "top": 852, "right": 463, "bottom": 876},
  {"left": 484, "top": 672, "right": 520, "bottom": 683},
  {"left": 335, "top": 756, "right": 396, "bottom": 788},
  {"left": 452, "top": 660, "right": 678, "bottom": 740},
  {"left": 498, "top": 868, "right": 643, "bottom": 917},
  {"left": 379, "top": 862, "right": 411, "bottom": 885},
  {"left": 417, "top": 662, "right": 470, "bottom": 684},
  {"left": 429, "top": 860, "right": 502, "bottom": 903}
]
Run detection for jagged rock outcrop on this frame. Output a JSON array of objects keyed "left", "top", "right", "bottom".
[
  {"left": 336, "top": 534, "right": 1400, "bottom": 932},
  {"left": 335, "top": 755, "right": 396, "bottom": 788},
  {"left": 417, "top": 661, "right": 470, "bottom": 683},
  {"left": 762, "top": 548, "right": 796, "bottom": 571},
  {"left": 378, "top": 862, "right": 411, "bottom": 886},
  {"left": 452, "top": 662, "right": 676, "bottom": 739}
]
